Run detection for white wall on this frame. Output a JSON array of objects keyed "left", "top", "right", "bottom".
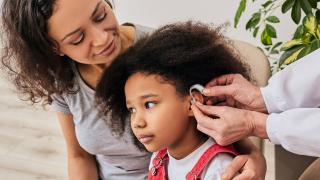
[{"left": 114, "top": 0, "right": 296, "bottom": 47}]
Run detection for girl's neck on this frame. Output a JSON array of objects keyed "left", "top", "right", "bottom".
[{"left": 167, "top": 120, "right": 208, "bottom": 160}]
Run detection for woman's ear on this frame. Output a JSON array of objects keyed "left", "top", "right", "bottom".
[
  {"left": 188, "top": 91, "right": 204, "bottom": 116},
  {"left": 53, "top": 47, "right": 65, "bottom": 56}
]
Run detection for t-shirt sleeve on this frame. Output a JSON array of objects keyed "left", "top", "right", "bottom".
[
  {"left": 203, "top": 153, "right": 234, "bottom": 180},
  {"left": 51, "top": 94, "right": 71, "bottom": 114}
]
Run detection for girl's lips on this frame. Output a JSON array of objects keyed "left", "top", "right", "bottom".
[{"left": 138, "top": 135, "right": 154, "bottom": 144}]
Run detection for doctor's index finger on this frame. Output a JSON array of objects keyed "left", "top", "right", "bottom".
[
  {"left": 205, "top": 74, "right": 239, "bottom": 88},
  {"left": 191, "top": 104, "right": 219, "bottom": 127}
]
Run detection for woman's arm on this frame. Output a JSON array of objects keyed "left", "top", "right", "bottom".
[
  {"left": 222, "top": 139, "right": 266, "bottom": 180},
  {"left": 57, "top": 112, "right": 99, "bottom": 180}
]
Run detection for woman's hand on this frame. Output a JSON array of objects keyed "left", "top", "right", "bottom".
[
  {"left": 222, "top": 139, "right": 267, "bottom": 180},
  {"left": 191, "top": 103, "right": 268, "bottom": 145},
  {"left": 203, "top": 74, "right": 267, "bottom": 113}
]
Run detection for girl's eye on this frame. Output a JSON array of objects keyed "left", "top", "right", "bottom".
[
  {"left": 95, "top": 12, "right": 107, "bottom": 22},
  {"left": 127, "top": 107, "right": 137, "bottom": 114},
  {"left": 71, "top": 34, "right": 84, "bottom": 45},
  {"left": 145, "top": 102, "right": 156, "bottom": 109}
]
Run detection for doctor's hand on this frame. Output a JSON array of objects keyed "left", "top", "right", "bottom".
[
  {"left": 203, "top": 74, "right": 267, "bottom": 113},
  {"left": 222, "top": 139, "right": 267, "bottom": 180},
  {"left": 191, "top": 103, "right": 268, "bottom": 146}
]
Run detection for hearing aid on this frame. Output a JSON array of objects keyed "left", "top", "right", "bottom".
[{"left": 189, "top": 84, "right": 205, "bottom": 104}]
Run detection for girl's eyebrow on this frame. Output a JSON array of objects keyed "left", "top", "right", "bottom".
[
  {"left": 140, "top": 94, "right": 159, "bottom": 99},
  {"left": 61, "top": 1, "right": 102, "bottom": 42},
  {"left": 125, "top": 94, "right": 159, "bottom": 104}
]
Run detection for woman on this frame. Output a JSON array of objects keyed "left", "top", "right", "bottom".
[{"left": 1, "top": 0, "right": 265, "bottom": 179}]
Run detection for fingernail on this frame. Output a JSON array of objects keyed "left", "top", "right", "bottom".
[
  {"left": 202, "top": 88, "right": 209, "bottom": 94},
  {"left": 196, "top": 101, "right": 203, "bottom": 106},
  {"left": 221, "top": 174, "right": 229, "bottom": 180}
]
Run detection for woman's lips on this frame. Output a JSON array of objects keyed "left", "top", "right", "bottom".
[
  {"left": 138, "top": 135, "right": 154, "bottom": 144},
  {"left": 96, "top": 40, "right": 115, "bottom": 56}
]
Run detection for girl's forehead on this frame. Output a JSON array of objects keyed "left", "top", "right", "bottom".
[{"left": 125, "top": 73, "right": 175, "bottom": 94}]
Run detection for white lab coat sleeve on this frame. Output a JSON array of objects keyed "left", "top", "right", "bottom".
[
  {"left": 266, "top": 108, "right": 320, "bottom": 157},
  {"left": 260, "top": 49, "right": 320, "bottom": 113}
]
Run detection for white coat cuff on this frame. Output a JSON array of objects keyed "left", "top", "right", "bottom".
[
  {"left": 260, "top": 87, "right": 283, "bottom": 113},
  {"left": 266, "top": 113, "right": 281, "bottom": 145}
]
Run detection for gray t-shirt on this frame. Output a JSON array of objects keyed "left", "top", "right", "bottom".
[{"left": 51, "top": 24, "right": 153, "bottom": 180}]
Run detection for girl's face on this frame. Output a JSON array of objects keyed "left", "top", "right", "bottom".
[
  {"left": 125, "top": 73, "right": 193, "bottom": 152},
  {"left": 48, "top": 0, "right": 121, "bottom": 65}
]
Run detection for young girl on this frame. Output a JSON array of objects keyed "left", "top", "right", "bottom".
[{"left": 95, "top": 21, "right": 252, "bottom": 179}]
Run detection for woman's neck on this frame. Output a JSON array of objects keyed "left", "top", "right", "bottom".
[{"left": 167, "top": 120, "right": 208, "bottom": 160}]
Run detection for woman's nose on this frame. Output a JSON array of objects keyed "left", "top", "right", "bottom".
[{"left": 91, "top": 27, "right": 108, "bottom": 47}]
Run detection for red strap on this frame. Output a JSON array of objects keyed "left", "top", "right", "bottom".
[
  {"left": 148, "top": 149, "right": 169, "bottom": 180},
  {"left": 185, "top": 144, "right": 238, "bottom": 180}
]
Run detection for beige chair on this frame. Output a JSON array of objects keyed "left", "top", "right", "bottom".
[{"left": 232, "top": 40, "right": 317, "bottom": 180}]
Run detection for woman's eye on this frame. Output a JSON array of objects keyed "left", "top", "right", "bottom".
[
  {"left": 71, "top": 34, "right": 84, "bottom": 45},
  {"left": 95, "top": 12, "right": 107, "bottom": 22},
  {"left": 127, "top": 107, "right": 136, "bottom": 114},
  {"left": 145, "top": 102, "right": 156, "bottom": 109}
]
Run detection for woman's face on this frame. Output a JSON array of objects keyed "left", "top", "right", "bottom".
[
  {"left": 48, "top": 0, "right": 121, "bottom": 65},
  {"left": 125, "top": 73, "right": 193, "bottom": 152}
]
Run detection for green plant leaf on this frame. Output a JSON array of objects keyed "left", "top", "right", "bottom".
[
  {"left": 279, "top": 45, "right": 304, "bottom": 66},
  {"left": 309, "top": 39, "right": 320, "bottom": 52},
  {"left": 266, "top": 16, "right": 280, "bottom": 23},
  {"left": 296, "top": 40, "right": 320, "bottom": 60},
  {"left": 297, "top": 45, "right": 311, "bottom": 59},
  {"left": 246, "top": 13, "right": 261, "bottom": 30},
  {"left": 292, "top": 0, "right": 301, "bottom": 24},
  {"left": 316, "top": 25, "right": 320, "bottom": 38},
  {"left": 271, "top": 49, "right": 280, "bottom": 54},
  {"left": 308, "top": 0, "right": 317, "bottom": 8},
  {"left": 266, "top": 24, "right": 277, "bottom": 38},
  {"left": 234, "top": 0, "right": 247, "bottom": 28},
  {"left": 253, "top": 27, "right": 259, "bottom": 37},
  {"left": 316, "top": 10, "right": 320, "bottom": 24},
  {"left": 271, "top": 42, "right": 283, "bottom": 51},
  {"left": 261, "top": 28, "right": 272, "bottom": 45},
  {"left": 303, "top": 15, "right": 317, "bottom": 37},
  {"left": 293, "top": 25, "right": 305, "bottom": 39},
  {"left": 302, "top": 32, "right": 314, "bottom": 43},
  {"left": 299, "top": 0, "right": 313, "bottom": 15},
  {"left": 262, "top": 0, "right": 273, "bottom": 8},
  {"left": 281, "top": 39, "right": 304, "bottom": 51},
  {"left": 282, "top": 0, "right": 295, "bottom": 13}
]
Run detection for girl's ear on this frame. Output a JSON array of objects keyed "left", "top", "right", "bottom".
[{"left": 188, "top": 91, "right": 204, "bottom": 116}]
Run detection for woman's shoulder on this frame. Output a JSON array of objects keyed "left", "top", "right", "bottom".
[{"left": 121, "top": 22, "right": 154, "bottom": 42}]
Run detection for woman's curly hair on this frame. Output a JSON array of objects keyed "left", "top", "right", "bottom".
[
  {"left": 95, "top": 21, "right": 252, "bottom": 136},
  {"left": 1, "top": 0, "right": 112, "bottom": 105}
]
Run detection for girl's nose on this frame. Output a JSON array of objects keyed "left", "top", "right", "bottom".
[{"left": 132, "top": 114, "right": 147, "bottom": 129}]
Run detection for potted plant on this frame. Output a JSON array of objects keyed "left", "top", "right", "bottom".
[{"left": 234, "top": 0, "right": 320, "bottom": 72}]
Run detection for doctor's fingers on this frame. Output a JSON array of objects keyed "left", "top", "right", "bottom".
[
  {"left": 221, "top": 155, "right": 247, "bottom": 180},
  {"left": 205, "top": 74, "right": 241, "bottom": 88},
  {"left": 194, "top": 102, "right": 229, "bottom": 117},
  {"left": 202, "top": 85, "right": 237, "bottom": 100},
  {"left": 191, "top": 104, "right": 220, "bottom": 128}
]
